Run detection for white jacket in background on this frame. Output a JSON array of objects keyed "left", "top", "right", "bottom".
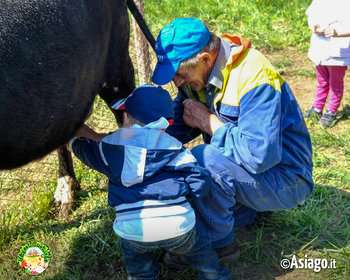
[{"left": 306, "top": 0, "right": 350, "bottom": 66}]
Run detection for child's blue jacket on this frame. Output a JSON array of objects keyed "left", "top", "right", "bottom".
[
  {"left": 69, "top": 126, "right": 212, "bottom": 242},
  {"left": 70, "top": 127, "right": 211, "bottom": 206}
]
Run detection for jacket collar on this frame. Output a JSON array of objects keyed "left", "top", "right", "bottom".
[
  {"left": 222, "top": 34, "right": 251, "bottom": 67},
  {"left": 207, "top": 36, "right": 251, "bottom": 90}
]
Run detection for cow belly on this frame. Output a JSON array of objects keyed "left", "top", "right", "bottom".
[{"left": 0, "top": 0, "right": 135, "bottom": 169}]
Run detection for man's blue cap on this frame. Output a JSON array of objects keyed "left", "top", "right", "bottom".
[
  {"left": 111, "top": 85, "right": 174, "bottom": 125},
  {"left": 151, "top": 18, "right": 210, "bottom": 85}
]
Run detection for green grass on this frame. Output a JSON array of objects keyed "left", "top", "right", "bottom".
[
  {"left": 0, "top": 181, "right": 55, "bottom": 249},
  {"left": 1, "top": 0, "right": 350, "bottom": 279},
  {"left": 144, "top": 0, "right": 312, "bottom": 51}
]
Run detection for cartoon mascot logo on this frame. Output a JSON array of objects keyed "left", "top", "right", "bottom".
[{"left": 17, "top": 241, "right": 51, "bottom": 276}]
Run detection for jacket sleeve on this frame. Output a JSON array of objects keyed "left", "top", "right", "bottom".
[
  {"left": 70, "top": 137, "right": 111, "bottom": 176},
  {"left": 166, "top": 93, "right": 201, "bottom": 144},
  {"left": 174, "top": 149, "right": 212, "bottom": 199},
  {"left": 183, "top": 164, "right": 212, "bottom": 199},
  {"left": 210, "top": 83, "right": 283, "bottom": 174},
  {"left": 164, "top": 147, "right": 211, "bottom": 199}
]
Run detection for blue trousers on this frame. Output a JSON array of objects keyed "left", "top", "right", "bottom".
[
  {"left": 191, "top": 144, "right": 313, "bottom": 248},
  {"left": 120, "top": 228, "right": 231, "bottom": 280}
]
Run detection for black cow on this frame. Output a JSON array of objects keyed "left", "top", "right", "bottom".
[{"left": 0, "top": 0, "right": 135, "bottom": 170}]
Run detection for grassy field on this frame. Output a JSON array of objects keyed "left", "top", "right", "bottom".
[{"left": 1, "top": 0, "right": 350, "bottom": 279}]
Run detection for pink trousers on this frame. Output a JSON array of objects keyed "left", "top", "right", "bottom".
[{"left": 313, "top": 65, "right": 347, "bottom": 113}]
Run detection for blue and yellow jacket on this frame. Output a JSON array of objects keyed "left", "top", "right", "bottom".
[{"left": 167, "top": 35, "right": 313, "bottom": 186}]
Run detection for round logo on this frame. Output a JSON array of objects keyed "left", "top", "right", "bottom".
[{"left": 17, "top": 241, "right": 51, "bottom": 276}]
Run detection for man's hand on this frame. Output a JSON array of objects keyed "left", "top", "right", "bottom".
[{"left": 182, "top": 99, "right": 224, "bottom": 136}]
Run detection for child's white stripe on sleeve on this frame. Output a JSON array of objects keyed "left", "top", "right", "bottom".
[
  {"left": 99, "top": 142, "right": 109, "bottom": 166},
  {"left": 121, "top": 146, "right": 147, "bottom": 187}
]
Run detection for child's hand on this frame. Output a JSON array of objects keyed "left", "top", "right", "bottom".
[
  {"left": 75, "top": 124, "right": 93, "bottom": 138},
  {"left": 75, "top": 124, "right": 108, "bottom": 141},
  {"left": 314, "top": 24, "right": 324, "bottom": 35}
]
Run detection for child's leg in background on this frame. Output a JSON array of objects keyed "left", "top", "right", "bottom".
[
  {"left": 327, "top": 66, "right": 347, "bottom": 113},
  {"left": 313, "top": 65, "right": 330, "bottom": 111}
]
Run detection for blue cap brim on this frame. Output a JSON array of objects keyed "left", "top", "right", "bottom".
[
  {"left": 110, "top": 98, "right": 127, "bottom": 110},
  {"left": 151, "top": 60, "right": 180, "bottom": 85}
]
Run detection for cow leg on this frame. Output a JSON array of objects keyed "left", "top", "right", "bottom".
[{"left": 54, "top": 146, "right": 80, "bottom": 218}]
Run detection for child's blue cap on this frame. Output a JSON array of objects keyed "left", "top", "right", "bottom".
[
  {"left": 151, "top": 18, "right": 210, "bottom": 85},
  {"left": 111, "top": 85, "right": 174, "bottom": 125}
]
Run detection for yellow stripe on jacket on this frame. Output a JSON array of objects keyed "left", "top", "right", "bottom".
[{"left": 213, "top": 40, "right": 285, "bottom": 109}]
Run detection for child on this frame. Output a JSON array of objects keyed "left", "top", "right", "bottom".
[
  {"left": 68, "top": 85, "right": 231, "bottom": 280},
  {"left": 304, "top": 0, "right": 350, "bottom": 127}
]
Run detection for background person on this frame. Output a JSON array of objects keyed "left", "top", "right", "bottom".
[{"left": 304, "top": 0, "right": 350, "bottom": 127}]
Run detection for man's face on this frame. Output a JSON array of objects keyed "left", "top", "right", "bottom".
[{"left": 173, "top": 60, "right": 211, "bottom": 92}]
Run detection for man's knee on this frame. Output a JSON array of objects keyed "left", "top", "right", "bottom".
[{"left": 191, "top": 144, "right": 222, "bottom": 168}]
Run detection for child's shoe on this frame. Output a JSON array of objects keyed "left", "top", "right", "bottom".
[
  {"left": 304, "top": 106, "right": 322, "bottom": 119},
  {"left": 214, "top": 239, "right": 240, "bottom": 263},
  {"left": 318, "top": 109, "right": 337, "bottom": 127}
]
